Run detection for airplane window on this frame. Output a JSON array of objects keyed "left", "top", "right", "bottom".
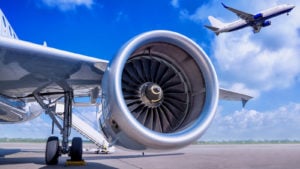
[
  {"left": 9, "top": 26, "right": 12, "bottom": 36},
  {"left": 2, "top": 16, "right": 6, "bottom": 27}
]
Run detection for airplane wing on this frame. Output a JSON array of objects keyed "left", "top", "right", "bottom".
[
  {"left": 222, "top": 3, "right": 254, "bottom": 22},
  {"left": 219, "top": 88, "right": 253, "bottom": 107},
  {"left": 0, "top": 37, "right": 108, "bottom": 102}
]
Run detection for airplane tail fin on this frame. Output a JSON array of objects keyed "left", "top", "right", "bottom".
[
  {"left": 0, "top": 9, "right": 18, "bottom": 39},
  {"left": 207, "top": 16, "right": 226, "bottom": 28}
]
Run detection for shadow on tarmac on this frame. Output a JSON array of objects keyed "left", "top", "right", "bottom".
[
  {"left": 0, "top": 148, "right": 183, "bottom": 169},
  {"left": 0, "top": 156, "right": 117, "bottom": 169},
  {"left": 0, "top": 148, "right": 21, "bottom": 157},
  {"left": 85, "top": 152, "right": 184, "bottom": 161}
]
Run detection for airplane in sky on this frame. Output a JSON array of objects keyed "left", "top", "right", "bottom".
[
  {"left": 205, "top": 3, "right": 295, "bottom": 35},
  {"left": 0, "top": 9, "right": 252, "bottom": 165}
]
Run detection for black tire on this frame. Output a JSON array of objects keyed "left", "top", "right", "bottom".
[
  {"left": 70, "top": 137, "right": 83, "bottom": 161},
  {"left": 45, "top": 136, "right": 60, "bottom": 165}
]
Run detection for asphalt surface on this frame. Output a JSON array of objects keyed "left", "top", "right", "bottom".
[{"left": 0, "top": 143, "right": 300, "bottom": 169}]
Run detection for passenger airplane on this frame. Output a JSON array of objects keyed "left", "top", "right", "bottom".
[
  {"left": 0, "top": 9, "right": 252, "bottom": 165},
  {"left": 205, "top": 3, "right": 295, "bottom": 35}
]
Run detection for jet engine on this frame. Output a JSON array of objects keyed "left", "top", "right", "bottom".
[
  {"left": 100, "top": 30, "right": 219, "bottom": 151},
  {"left": 262, "top": 20, "right": 271, "bottom": 27},
  {"left": 253, "top": 13, "right": 263, "bottom": 19}
]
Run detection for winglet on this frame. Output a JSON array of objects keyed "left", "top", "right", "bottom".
[
  {"left": 221, "top": 2, "right": 228, "bottom": 9},
  {"left": 219, "top": 88, "right": 253, "bottom": 108},
  {"left": 242, "top": 99, "right": 249, "bottom": 108}
]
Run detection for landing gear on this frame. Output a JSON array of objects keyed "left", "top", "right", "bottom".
[
  {"left": 70, "top": 137, "right": 83, "bottom": 161},
  {"left": 45, "top": 136, "right": 60, "bottom": 165},
  {"left": 33, "top": 88, "right": 83, "bottom": 165},
  {"left": 45, "top": 136, "right": 83, "bottom": 165}
]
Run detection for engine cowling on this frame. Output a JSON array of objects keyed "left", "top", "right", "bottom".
[
  {"left": 253, "top": 13, "right": 263, "bottom": 20},
  {"left": 262, "top": 20, "right": 271, "bottom": 27},
  {"left": 100, "top": 30, "right": 219, "bottom": 151}
]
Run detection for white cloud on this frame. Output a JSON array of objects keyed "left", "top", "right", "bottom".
[
  {"left": 170, "top": 0, "right": 179, "bottom": 8},
  {"left": 0, "top": 115, "right": 53, "bottom": 138},
  {"left": 203, "top": 103, "right": 300, "bottom": 140},
  {"left": 114, "top": 11, "right": 129, "bottom": 23},
  {"left": 216, "top": 32, "right": 300, "bottom": 91},
  {"left": 181, "top": 0, "right": 300, "bottom": 92},
  {"left": 228, "top": 82, "right": 260, "bottom": 98},
  {"left": 179, "top": 3, "right": 213, "bottom": 23},
  {"left": 41, "top": 0, "right": 94, "bottom": 11}
]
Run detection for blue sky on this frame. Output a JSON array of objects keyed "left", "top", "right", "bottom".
[{"left": 0, "top": 0, "right": 299, "bottom": 141}]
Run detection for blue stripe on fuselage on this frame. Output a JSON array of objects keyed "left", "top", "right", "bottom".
[
  {"left": 262, "top": 8, "right": 293, "bottom": 21},
  {"left": 248, "top": 8, "right": 292, "bottom": 27}
]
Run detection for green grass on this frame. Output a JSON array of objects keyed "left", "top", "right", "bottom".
[{"left": 0, "top": 138, "right": 46, "bottom": 143}]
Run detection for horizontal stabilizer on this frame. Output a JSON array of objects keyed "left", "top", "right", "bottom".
[
  {"left": 204, "top": 25, "right": 220, "bottom": 35},
  {"left": 204, "top": 25, "right": 219, "bottom": 31}
]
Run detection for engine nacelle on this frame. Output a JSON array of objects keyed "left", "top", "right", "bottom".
[
  {"left": 262, "top": 20, "right": 271, "bottom": 27},
  {"left": 100, "top": 30, "right": 219, "bottom": 151},
  {"left": 253, "top": 13, "right": 263, "bottom": 20}
]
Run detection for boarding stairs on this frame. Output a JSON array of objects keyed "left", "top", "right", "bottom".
[{"left": 55, "top": 103, "right": 109, "bottom": 150}]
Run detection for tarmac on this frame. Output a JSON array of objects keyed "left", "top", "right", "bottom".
[{"left": 1, "top": 142, "right": 300, "bottom": 169}]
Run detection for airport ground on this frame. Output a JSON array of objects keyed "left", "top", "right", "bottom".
[{"left": 0, "top": 142, "right": 300, "bottom": 169}]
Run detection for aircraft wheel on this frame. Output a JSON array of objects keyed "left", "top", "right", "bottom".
[
  {"left": 45, "top": 136, "right": 60, "bottom": 165},
  {"left": 70, "top": 137, "right": 83, "bottom": 161}
]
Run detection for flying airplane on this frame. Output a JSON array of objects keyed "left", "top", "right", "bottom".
[
  {"left": 205, "top": 3, "right": 295, "bottom": 35},
  {"left": 0, "top": 9, "right": 252, "bottom": 165}
]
